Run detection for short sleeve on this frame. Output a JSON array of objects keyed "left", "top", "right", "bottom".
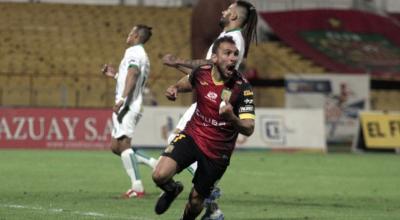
[
  {"left": 237, "top": 82, "right": 255, "bottom": 120},
  {"left": 126, "top": 50, "right": 140, "bottom": 70},
  {"left": 188, "top": 64, "right": 211, "bottom": 87}
]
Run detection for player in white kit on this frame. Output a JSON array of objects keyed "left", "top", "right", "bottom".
[{"left": 102, "top": 24, "right": 158, "bottom": 199}]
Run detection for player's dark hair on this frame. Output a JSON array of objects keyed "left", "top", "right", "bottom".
[
  {"left": 211, "top": 36, "right": 236, "bottom": 54},
  {"left": 236, "top": 0, "right": 258, "bottom": 58},
  {"left": 136, "top": 24, "right": 152, "bottom": 44}
]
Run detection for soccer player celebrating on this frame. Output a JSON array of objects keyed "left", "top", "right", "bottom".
[
  {"left": 102, "top": 25, "right": 158, "bottom": 198},
  {"left": 161, "top": 1, "right": 258, "bottom": 218},
  {"left": 152, "top": 36, "right": 256, "bottom": 220}
]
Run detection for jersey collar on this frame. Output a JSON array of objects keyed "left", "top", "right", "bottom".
[
  {"left": 211, "top": 66, "right": 225, "bottom": 85},
  {"left": 225, "top": 28, "right": 242, "bottom": 33}
]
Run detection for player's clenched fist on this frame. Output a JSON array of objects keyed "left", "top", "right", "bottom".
[
  {"left": 165, "top": 85, "right": 178, "bottom": 101},
  {"left": 219, "top": 100, "right": 235, "bottom": 121}
]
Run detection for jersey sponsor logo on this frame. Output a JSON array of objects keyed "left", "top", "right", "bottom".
[
  {"left": 205, "top": 91, "right": 218, "bottom": 103},
  {"left": 243, "top": 90, "right": 253, "bottom": 96},
  {"left": 239, "top": 105, "right": 254, "bottom": 113},
  {"left": 195, "top": 109, "right": 226, "bottom": 127},
  {"left": 244, "top": 98, "right": 253, "bottom": 104},
  {"left": 128, "top": 59, "right": 138, "bottom": 65}
]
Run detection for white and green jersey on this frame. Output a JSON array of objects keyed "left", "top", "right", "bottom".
[
  {"left": 115, "top": 44, "right": 150, "bottom": 107},
  {"left": 205, "top": 28, "right": 244, "bottom": 70}
]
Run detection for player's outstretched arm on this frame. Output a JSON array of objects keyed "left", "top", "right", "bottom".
[
  {"left": 162, "top": 53, "right": 211, "bottom": 75},
  {"left": 165, "top": 75, "right": 192, "bottom": 101}
]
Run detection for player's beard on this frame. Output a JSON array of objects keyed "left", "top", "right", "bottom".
[
  {"left": 219, "top": 17, "right": 228, "bottom": 28},
  {"left": 217, "top": 63, "right": 234, "bottom": 81}
]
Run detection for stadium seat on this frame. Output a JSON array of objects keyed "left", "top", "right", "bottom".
[
  {"left": 1, "top": 75, "right": 31, "bottom": 106},
  {"left": 0, "top": 2, "right": 398, "bottom": 110}
]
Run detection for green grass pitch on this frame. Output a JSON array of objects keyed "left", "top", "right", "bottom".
[{"left": 0, "top": 149, "right": 399, "bottom": 220}]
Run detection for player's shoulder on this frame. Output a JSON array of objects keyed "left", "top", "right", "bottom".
[
  {"left": 224, "top": 29, "right": 243, "bottom": 38},
  {"left": 127, "top": 44, "right": 144, "bottom": 53},
  {"left": 189, "top": 64, "right": 212, "bottom": 83},
  {"left": 199, "top": 64, "right": 212, "bottom": 70},
  {"left": 192, "top": 64, "right": 212, "bottom": 74}
]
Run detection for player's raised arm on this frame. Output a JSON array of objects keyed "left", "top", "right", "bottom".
[
  {"left": 165, "top": 75, "right": 193, "bottom": 101},
  {"left": 162, "top": 53, "right": 211, "bottom": 75}
]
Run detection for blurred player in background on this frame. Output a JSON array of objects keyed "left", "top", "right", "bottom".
[
  {"left": 152, "top": 36, "right": 256, "bottom": 220},
  {"left": 162, "top": 1, "right": 258, "bottom": 218},
  {"left": 191, "top": 0, "right": 234, "bottom": 59},
  {"left": 102, "top": 24, "right": 158, "bottom": 198}
]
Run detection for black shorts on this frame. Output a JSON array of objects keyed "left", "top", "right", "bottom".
[{"left": 162, "top": 132, "right": 229, "bottom": 198}]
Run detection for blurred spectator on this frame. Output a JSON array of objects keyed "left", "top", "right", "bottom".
[{"left": 143, "top": 86, "right": 158, "bottom": 106}]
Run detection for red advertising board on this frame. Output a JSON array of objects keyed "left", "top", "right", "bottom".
[{"left": 0, "top": 107, "right": 112, "bottom": 149}]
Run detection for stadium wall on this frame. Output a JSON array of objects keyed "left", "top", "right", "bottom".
[
  {"left": 0, "top": 107, "right": 326, "bottom": 151},
  {"left": 3, "top": 0, "right": 400, "bottom": 13}
]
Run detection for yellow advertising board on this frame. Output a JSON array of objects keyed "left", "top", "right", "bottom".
[{"left": 360, "top": 112, "right": 400, "bottom": 149}]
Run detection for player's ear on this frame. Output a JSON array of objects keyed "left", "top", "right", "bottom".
[
  {"left": 230, "top": 8, "right": 238, "bottom": 21},
  {"left": 211, "top": 53, "right": 217, "bottom": 63}
]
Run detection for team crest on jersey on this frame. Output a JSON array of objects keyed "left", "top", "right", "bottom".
[
  {"left": 221, "top": 88, "right": 232, "bottom": 101},
  {"left": 205, "top": 91, "right": 218, "bottom": 103}
]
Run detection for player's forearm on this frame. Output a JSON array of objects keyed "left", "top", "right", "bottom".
[
  {"left": 231, "top": 118, "right": 255, "bottom": 136},
  {"left": 178, "top": 59, "right": 211, "bottom": 69},
  {"left": 176, "top": 65, "right": 192, "bottom": 75},
  {"left": 175, "top": 75, "right": 192, "bottom": 93},
  {"left": 122, "top": 70, "right": 138, "bottom": 100}
]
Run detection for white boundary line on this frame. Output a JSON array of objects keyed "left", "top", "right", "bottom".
[{"left": 0, "top": 203, "right": 155, "bottom": 220}]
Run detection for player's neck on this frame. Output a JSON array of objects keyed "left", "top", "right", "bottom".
[
  {"left": 223, "top": 22, "right": 241, "bottom": 32},
  {"left": 128, "top": 40, "right": 142, "bottom": 47},
  {"left": 211, "top": 66, "right": 226, "bottom": 85}
]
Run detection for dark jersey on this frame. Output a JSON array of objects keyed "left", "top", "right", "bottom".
[{"left": 184, "top": 65, "right": 255, "bottom": 160}]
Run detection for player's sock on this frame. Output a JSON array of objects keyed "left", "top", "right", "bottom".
[
  {"left": 186, "top": 162, "right": 198, "bottom": 176},
  {"left": 201, "top": 187, "right": 224, "bottom": 220},
  {"left": 155, "top": 180, "right": 184, "bottom": 214},
  {"left": 121, "top": 148, "right": 143, "bottom": 192},
  {"left": 134, "top": 148, "right": 158, "bottom": 169}
]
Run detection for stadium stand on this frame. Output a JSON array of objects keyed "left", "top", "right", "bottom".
[
  {"left": 0, "top": 1, "right": 399, "bottom": 111},
  {"left": 0, "top": 2, "right": 193, "bottom": 107},
  {"left": 0, "top": 2, "right": 326, "bottom": 108},
  {"left": 246, "top": 42, "right": 325, "bottom": 78}
]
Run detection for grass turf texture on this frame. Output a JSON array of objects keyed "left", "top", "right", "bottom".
[{"left": 0, "top": 149, "right": 399, "bottom": 220}]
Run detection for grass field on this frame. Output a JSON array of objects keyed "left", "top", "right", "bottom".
[{"left": 0, "top": 149, "right": 399, "bottom": 220}]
